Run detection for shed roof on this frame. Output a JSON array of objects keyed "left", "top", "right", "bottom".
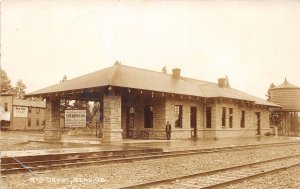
[{"left": 26, "top": 63, "right": 278, "bottom": 107}]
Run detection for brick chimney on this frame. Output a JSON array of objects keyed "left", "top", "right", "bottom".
[
  {"left": 218, "top": 78, "right": 226, "bottom": 88},
  {"left": 172, "top": 68, "right": 181, "bottom": 79}
]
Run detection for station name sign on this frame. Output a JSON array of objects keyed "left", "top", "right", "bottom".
[
  {"left": 65, "top": 110, "right": 86, "bottom": 127},
  {"left": 13, "top": 106, "right": 28, "bottom": 118}
]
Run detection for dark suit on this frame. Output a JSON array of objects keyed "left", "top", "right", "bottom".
[{"left": 166, "top": 123, "right": 171, "bottom": 140}]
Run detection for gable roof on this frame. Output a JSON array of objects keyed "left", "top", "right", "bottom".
[{"left": 26, "top": 63, "right": 278, "bottom": 107}]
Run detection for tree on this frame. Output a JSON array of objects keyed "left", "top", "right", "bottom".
[
  {"left": 60, "top": 75, "right": 68, "bottom": 83},
  {"left": 74, "top": 100, "right": 92, "bottom": 118},
  {"left": 161, "top": 66, "right": 167, "bottom": 73},
  {"left": 267, "top": 83, "right": 276, "bottom": 101},
  {"left": 225, "top": 76, "right": 231, "bottom": 88},
  {"left": 270, "top": 111, "right": 282, "bottom": 126},
  {"left": 0, "top": 69, "right": 13, "bottom": 94},
  {"left": 13, "top": 80, "right": 27, "bottom": 99}
]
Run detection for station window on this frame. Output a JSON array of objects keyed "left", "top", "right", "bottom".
[
  {"left": 174, "top": 105, "right": 182, "bottom": 128},
  {"left": 240, "top": 110, "right": 245, "bottom": 128},
  {"left": 5, "top": 103, "right": 8, "bottom": 111},
  {"left": 229, "top": 108, "right": 233, "bottom": 128},
  {"left": 206, "top": 107, "right": 212, "bottom": 128},
  {"left": 28, "top": 108, "right": 32, "bottom": 114},
  {"left": 221, "top": 107, "right": 226, "bottom": 128},
  {"left": 28, "top": 118, "right": 31, "bottom": 127},
  {"left": 144, "top": 105, "right": 153, "bottom": 128},
  {"left": 127, "top": 107, "right": 134, "bottom": 128},
  {"left": 36, "top": 118, "right": 40, "bottom": 126}
]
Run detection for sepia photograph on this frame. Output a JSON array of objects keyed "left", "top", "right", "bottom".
[{"left": 1, "top": 0, "right": 300, "bottom": 188}]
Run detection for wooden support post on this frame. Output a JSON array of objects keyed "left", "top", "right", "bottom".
[
  {"left": 288, "top": 112, "right": 291, "bottom": 136},
  {"left": 291, "top": 112, "right": 295, "bottom": 136},
  {"left": 297, "top": 112, "right": 299, "bottom": 136},
  {"left": 284, "top": 113, "right": 287, "bottom": 135},
  {"left": 294, "top": 112, "right": 296, "bottom": 136}
]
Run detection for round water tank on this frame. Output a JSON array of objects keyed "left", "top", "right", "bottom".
[{"left": 269, "top": 79, "right": 300, "bottom": 111}]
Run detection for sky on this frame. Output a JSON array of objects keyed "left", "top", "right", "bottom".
[{"left": 1, "top": 0, "right": 300, "bottom": 99}]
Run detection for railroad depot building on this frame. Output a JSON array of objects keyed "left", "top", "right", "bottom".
[
  {"left": 0, "top": 94, "right": 46, "bottom": 130},
  {"left": 25, "top": 63, "right": 279, "bottom": 142}
]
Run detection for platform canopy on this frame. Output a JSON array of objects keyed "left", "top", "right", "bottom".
[{"left": 26, "top": 62, "right": 279, "bottom": 107}]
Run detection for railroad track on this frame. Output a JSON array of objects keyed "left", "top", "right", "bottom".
[
  {"left": 2, "top": 141, "right": 300, "bottom": 175},
  {"left": 122, "top": 154, "right": 300, "bottom": 189}
]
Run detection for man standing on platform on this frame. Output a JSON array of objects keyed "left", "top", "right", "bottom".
[{"left": 166, "top": 121, "right": 171, "bottom": 140}]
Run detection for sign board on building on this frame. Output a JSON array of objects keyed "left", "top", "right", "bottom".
[
  {"left": 13, "top": 106, "right": 28, "bottom": 118},
  {"left": 65, "top": 110, "right": 86, "bottom": 127}
]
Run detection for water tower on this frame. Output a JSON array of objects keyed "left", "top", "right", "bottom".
[{"left": 268, "top": 78, "right": 300, "bottom": 136}]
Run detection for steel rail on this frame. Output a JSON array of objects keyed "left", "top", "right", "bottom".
[
  {"left": 2, "top": 141, "right": 300, "bottom": 175},
  {"left": 120, "top": 154, "right": 300, "bottom": 189}
]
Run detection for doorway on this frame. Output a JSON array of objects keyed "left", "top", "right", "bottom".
[
  {"left": 126, "top": 107, "right": 134, "bottom": 138},
  {"left": 190, "top": 107, "right": 197, "bottom": 138},
  {"left": 255, "top": 112, "right": 261, "bottom": 135},
  {"left": 144, "top": 105, "right": 153, "bottom": 128}
]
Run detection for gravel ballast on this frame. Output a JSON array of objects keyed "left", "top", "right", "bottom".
[
  {"left": 1, "top": 144, "right": 300, "bottom": 189},
  {"left": 225, "top": 165, "right": 300, "bottom": 189}
]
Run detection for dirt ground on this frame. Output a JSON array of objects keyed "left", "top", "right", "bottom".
[{"left": 0, "top": 131, "right": 98, "bottom": 151}]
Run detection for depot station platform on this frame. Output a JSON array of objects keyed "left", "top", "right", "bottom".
[{"left": 2, "top": 135, "right": 300, "bottom": 161}]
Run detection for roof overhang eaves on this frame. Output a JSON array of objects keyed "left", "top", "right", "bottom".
[
  {"left": 210, "top": 96, "right": 281, "bottom": 107},
  {"left": 111, "top": 85, "right": 209, "bottom": 98},
  {"left": 276, "top": 109, "right": 300, "bottom": 112},
  {"left": 25, "top": 86, "right": 110, "bottom": 98},
  {"left": 210, "top": 96, "right": 256, "bottom": 103},
  {"left": 254, "top": 102, "right": 282, "bottom": 108}
]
